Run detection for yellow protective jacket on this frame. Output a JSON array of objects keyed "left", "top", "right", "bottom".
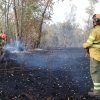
[{"left": 83, "top": 26, "right": 100, "bottom": 61}]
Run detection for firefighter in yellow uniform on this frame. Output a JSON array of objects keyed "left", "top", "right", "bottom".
[{"left": 83, "top": 14, "right": 100, "bottom": 97}]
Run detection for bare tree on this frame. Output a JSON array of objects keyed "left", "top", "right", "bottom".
[
  {"left": 34, "top": 0, "right": 51, "bottom": 48},
  {"left": 12, "top": 0, "right": 19, "bottom": 40}
]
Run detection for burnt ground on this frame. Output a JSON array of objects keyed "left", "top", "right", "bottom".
[{"left": 0, "top": 47, "right": 99, "bottom": 100}]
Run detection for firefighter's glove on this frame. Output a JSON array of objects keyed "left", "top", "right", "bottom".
[{"left": 85, "top": 52, "right": 90, "bottom": 57}]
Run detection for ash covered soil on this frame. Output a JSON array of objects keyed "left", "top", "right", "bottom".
[{"left": 0, "top": 47, "right": 99, "bottom": 100}]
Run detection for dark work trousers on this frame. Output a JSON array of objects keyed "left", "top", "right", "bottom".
[{"left": 90, "top": 57, "right": 100, "bottom": 94}]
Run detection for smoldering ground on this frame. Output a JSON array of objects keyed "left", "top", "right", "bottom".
[{"left": 0, "top": 42, "right": 99, "bottom": 99}]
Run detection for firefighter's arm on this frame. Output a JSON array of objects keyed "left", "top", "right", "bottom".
[
  {"left": 83, "top": 43, "right": 91, "bottom": 49},
  {"left": 83, "top": 30, "right": 96, "bottom": 57},
  {"left": 83, "top": 30, "right": 96, "bottom": 49}
]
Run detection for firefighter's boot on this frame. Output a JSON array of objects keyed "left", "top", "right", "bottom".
[{"left": 88, "top": 91, "right": 100, "bottom": 97}]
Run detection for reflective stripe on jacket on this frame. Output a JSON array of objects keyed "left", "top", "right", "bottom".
[
  {"left": 94, "top": 83, "right": 100, "bottom": 90},
  {"left": 83, "top": 26, "right": 100, "bottom": 61},
  {"left": 86, "top": 35, "right": 100, "bottom": 48}
]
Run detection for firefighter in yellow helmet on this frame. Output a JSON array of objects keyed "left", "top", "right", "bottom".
[{"left": 83, "top": 14, "right": 100, "bottom": 97}]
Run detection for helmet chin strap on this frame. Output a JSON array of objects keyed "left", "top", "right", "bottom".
[
  {"left": 93, "top": 23, "right": 96, "bottom": 28},
  {"left": 93, "top": 21, "right": 97, "bottom": 28}
]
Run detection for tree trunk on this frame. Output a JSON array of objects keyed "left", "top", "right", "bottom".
[
  {"left": 4, "top": 0, "right": 7, "bottom": 33},
  {"left": 13, "top": 0, "right": 19, "bottom": 40},
  {"left": 20, "top": 0, "right": 23, "bottom": 38},
  {"left": 6, "top": 0, "right": 10, "bottom": 39},
  {"left": 36, "top": 0, "right": 50, "bottom": 48}
]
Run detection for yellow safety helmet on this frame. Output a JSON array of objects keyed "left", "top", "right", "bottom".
[
  {"left": 93, "top": 14, "right": 100, "bottom": 22},
  {"left": 95, "top": 14, "right": 100, "bottom": 18},
  {"left": 93, "top": 14, "right": 100, "bottom": 27}
]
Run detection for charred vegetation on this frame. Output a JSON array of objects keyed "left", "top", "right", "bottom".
[{"left": 0, "top": 47, "right": 99, "bottom": 100}]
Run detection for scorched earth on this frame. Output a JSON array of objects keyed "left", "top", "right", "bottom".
[{"left": 0, "top": 47, "right": 99, "bottom": 100}]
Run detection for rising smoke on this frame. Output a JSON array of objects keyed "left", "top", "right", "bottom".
[{"left": 5, "top": 40, "right": 24, "bottom": 53}]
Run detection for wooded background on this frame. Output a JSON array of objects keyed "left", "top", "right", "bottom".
[{"left": 0, "top": 0, "right": 99, "bottom": 50}]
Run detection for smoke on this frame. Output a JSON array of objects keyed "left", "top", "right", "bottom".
[
  {"left": 5, "top": 42, "right": 90, "bottom": 84},
  {"left": 4, "top": 45, "right": 91, "bottom": 93},
  {"left": 5, "top": 40, "right": 24, "bottom": 53},
  {"left": 5, "top": 45, "right": 88, "bottom": 73}
]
